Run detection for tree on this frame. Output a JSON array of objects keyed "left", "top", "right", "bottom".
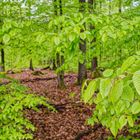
[{"left": 78, "top": 0, "right": 87, "bottom": 85}]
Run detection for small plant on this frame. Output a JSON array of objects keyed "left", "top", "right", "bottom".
[
  {"left": 81, "top": 53, "right": 140, "bottom": 138},
  {"left": 0, "top": 75, "right": 54, "bottom": 140}
]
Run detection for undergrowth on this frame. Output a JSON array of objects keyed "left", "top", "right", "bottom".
[{"left": 0, "top": 75, "right": 54, "bottom": 140}]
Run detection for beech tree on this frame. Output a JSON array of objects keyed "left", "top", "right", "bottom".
[{"left": 77, "top": 0, "right": 87, "bottom": 85}]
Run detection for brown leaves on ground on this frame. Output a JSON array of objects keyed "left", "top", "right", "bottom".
[{"left": 8, "top": 69, "right": 108, "bottom": 140}]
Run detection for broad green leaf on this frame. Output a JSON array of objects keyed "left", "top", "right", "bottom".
[
  {"left": 133, "top": 70, "right": 140, "bottom": 95},
  {"left": 110, "top": 119, "right": 118, "bottom": 137},
  {"left": 103, "top": 69, "right": 113, "bottom": 77},
  {"left": 115, "top": 100, "right": 126, "bottom": 115},
  {"left": 119, "top": 115, "right": 127, "bottom": 130},
  {"left": 94, "top": 93, "right": 103, "bottom": 104},
  {"left": 2, "top": 22, "right": 12, "bottom": 32},
  {"left": 109, "top": 80, "right": 123, "bottom": 103},
  {"left": 54, "top": 37, "right": 60, "bottom": 45},
  {"left": 121, "top": 85, "right": 134, "bottom": 102},
  {"left": 121, "top": 56, "right": 135, "bottom": 73},
  {"left": 74, "top": 26, "right": 80, "bottom": 34},
  {"left": 131, "top": 101, "right": 140, "bottom": 114},
  {"left": 80, "top": 32, "right": 86, "bottom": 40},
  {"left": 136, "top": 51, "right": 140, "bottom": 56},
  {"left": 102, "top": 33, "right": 107, "bottom": 42},
  {"left": 69, "top": 34, "right": 75, "bottom": 42},
  {"left": 100, "top": 78, "right": 111, "bottom": 98},
  {"left": 82, "top": 80, "right": 97, "bottom": 103},
  {"left": 127, "top": 116, "right": 134, "bottom": 127},
  {"left": 36, "top": 34, "right": 45, "bottom": 44},
  {"left": 3, "top": 34, "right": 10, "bottom": 44}
]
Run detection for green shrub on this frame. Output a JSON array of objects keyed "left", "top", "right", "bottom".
[
  {"left": 81, "top": 52, "right": 140, "bottom": 137},
  {"left": 0, "top": 77, "right": 54, "bottom": 140}
]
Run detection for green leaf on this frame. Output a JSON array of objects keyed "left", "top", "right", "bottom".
[
  {"left": 82, "top": 80, "right": 97, "bottom": 103},
  {"left": 131, "top": 101, "right": 140, "bottom": 114},
  {"left": 110, "top": 119, "right": 118, "bottom": 137},
  {"left": 103, "top": 69, "right": 113, "bottom": 77},
  {"left": 122, "top": 85, "right": 134, "bottom": 102},
  {"left": 36, "top": 34, "right": 45, "bottom": 44},
  {"left": 3, "top": 34, "right": 10, "bottom": 44},
  {"left": 133, "top": 70, "right": 140, "bottom": 95},
  {"left": 54, "top": 37, "right": 60, "bottom": 45},
  {"left": 109, "top": 80, "right": 123, "bottom": 103},
  {"left": 127, "top": 116, "right": 134, "bottom": 127},
  {"left": 100, "top": 78, "right": 111, "bottom": 98},
  {"left": 80, "top": 32, "right": 86, "bottom": 40},
  {"left": 69, "top": 33, "right": 75, "bottom": 42},
  {"left": 121, "top": 56, "right": 135, "bottom": 73},
  {"left": 119, "top": 115, "right": 127, "bottom": 130},
  {"left": 102, "top": 33, "right": 107, "bottom": 42}
]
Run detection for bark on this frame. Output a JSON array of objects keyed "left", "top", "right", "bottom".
[
  {"left": 57, "top": 53, "right": 65, "bottom": 88},
  {"left": 88, "top": 0, "right": 98, "bottom": 74},
  {"left": 78, "top": 0, "right": 87, "bottom": 85},
  {"left": 52, "top": 0, "right": 58, "bottom": 70},
  {"left": 52, "top": 59, "right": 57, "bottom": 70},
  {"left": 91, "top": 57, "right": 97, "bottom": 72},
  {"left": 29, "top": 59, "right": 34, "bottom": 71},
  {"left": 78, "top": 40, "right": 87, "bottom": 85},
  {"left": 0, "top": 49, "right": 5, "bottom": 72},
  {"left": 56, "top": 0, "right": 65, "bottom": 88}
]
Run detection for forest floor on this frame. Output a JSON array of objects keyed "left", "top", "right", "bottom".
[{"left": 8, "top": 69, "right": 110, "bottom": 140}]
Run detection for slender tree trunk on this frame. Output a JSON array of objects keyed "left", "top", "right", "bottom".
[
  {"left": 29, "top": 58, "right": 34, "bottom": 71},
  {"left": 119, "top": 0, "right": 122, "bottom": 13},
  {"left": 56, "top": 0, "right": 65, "bottom": 88},
  {"left": 1, "top": 49, "right": 5, "bottom": 72},
  {"left": 52, "top": 0, "right": 58, "bottom": 70},
  {"left": 118, "top": 0, "right": 122, "bottom": 62},
  {"left": 78, "top": 40, "right": 87, "bottom": 85},
  {"left": 57, "top": 53, "right": 65, "bottom": 88},
  {"left": 28, "top": 3, "right": 34, "bottom": 71},
  {"left": 88, "top": 0, "right": 98, "bottom": 75},
  {"left": 108, "top": 1, "right": 111, "bottom": 15},
  {"left": 91, "top": 57, "right": 97, "bottom": 72},
  {"left": 78, "top": 0, "right": 87, "bottom": 85}
]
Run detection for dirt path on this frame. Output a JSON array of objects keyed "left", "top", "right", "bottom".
[{"left": 8, "top": 69, "right": 108, "bottom": 140}]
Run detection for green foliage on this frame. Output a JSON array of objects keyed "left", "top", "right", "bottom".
[
  {"left": 0, "top": 1, "right": 140, "bottom": 71},
  {"left": 81, "top": 53, "right": 140, "bottom": 137},
  {"left": 0, "top": 76, "right": 54, "bottom": 140}
]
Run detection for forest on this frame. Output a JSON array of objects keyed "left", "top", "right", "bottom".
[{"left": 0, "top": 0, "right": 140, "bottom": 139}]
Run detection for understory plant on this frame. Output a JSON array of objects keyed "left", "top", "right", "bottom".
[
  {"left": 0, "top": 75, "right": 54, "bottom": 140},
  {"left": 81, "top": 52, "right": 140, "bottom": 137}
]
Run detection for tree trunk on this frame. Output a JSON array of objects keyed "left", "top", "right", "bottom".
[
  {"left": 78, "top": 0, "right": 87, "bottom": 85},
  {"left": 119, "top": 0, "right": 122, "bottom": 13},
  {"left": 57, "top": 53, "right": 65, "bottom": 88},
  {"left": 52, "top": 0, "right": 58, "bottom": 71},
  {"left": 78, "top": 40, "right": 87, "bottom": 85},
  {"left": 56, "top": 0, "right": 65, "bottom": 88},
  {"left": 91, "top": 57, "right": 97, "bottom": 72},
  {"left": 88, "top": 0, "right": 98, "bottom": 75},
  {"left": 0, "top": 49, "right": 5, "bottom": 72},
  {"left": 29, "top": 59, "right": 34, "bottom": 71}
]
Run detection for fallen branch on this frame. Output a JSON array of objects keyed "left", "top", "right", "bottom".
[
  {"left": 38, "top": 101, "right": 83, "bottom": 112},
  {"left": 75, "top": 124, "right": 102, "bottom": 140}
]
